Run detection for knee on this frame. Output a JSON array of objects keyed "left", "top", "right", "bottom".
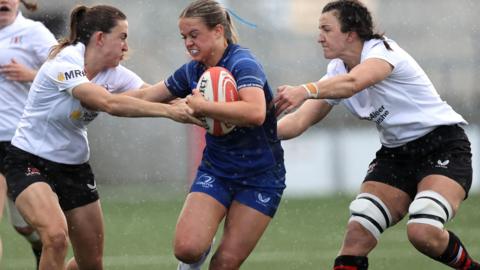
[
  {"left": 407, "top": 223, "right": 446, "bottom": 254},
  {"left": 42, "top": 228, "right": 68, "bottom": 253},
  {"left": 210, "top": 251, "right": 244, "bottom": 270},
  {"left": 407, "top": 190, "right": 452, "bottom": 254},
  {"left": 174, "top": 240, "right": 204, "bottom": 263}
]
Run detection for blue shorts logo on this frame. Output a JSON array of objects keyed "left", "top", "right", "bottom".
[
  {"left": 256, "top": 192, "right": 271, "bottom": 205},
  {"left": 197, "top": 174, "right": 215, "bottom": 188}
]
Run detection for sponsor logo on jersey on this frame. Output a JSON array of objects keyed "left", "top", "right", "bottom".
[
  {"left": 25, "top": 167, "right": 41, "bottom": 176},
  {"left": 196, "top": 174, "right": 215, "bottom": 188},
  {"left": 10, "top": 35, "right": 22, "bottom": 45},
  {"left": 435, "top": 159, "right": 449, "bottom": 169},
  {"left": 57, "top": 69, "right": 86, "bottom": 82},
  {"left": 70, "top": 109, "right": 99, "bottom": 122},
  {"left": 363, "top": 105, "right": 390, "bottom": 126}
]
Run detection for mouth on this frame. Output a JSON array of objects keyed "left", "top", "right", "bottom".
[
  {"left": 0, "top": 6, "right": 11, "bottom": 12},
  {"left": 189, "top": 49, "right": 199, "bottom": 57}
]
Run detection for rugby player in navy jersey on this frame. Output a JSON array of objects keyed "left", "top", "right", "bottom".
[{"left": 126, "top": 0, "right": 286, "bottom": 269}]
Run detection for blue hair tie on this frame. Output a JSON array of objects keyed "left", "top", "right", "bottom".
[{"left": 225, "top": 8, "right": 257, "bottom": 29}]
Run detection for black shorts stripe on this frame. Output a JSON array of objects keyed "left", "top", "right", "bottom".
[
  {"left": 416, "top": 195, "right": 450, "bottom": 221},
  {"left": 358, "top": 196, "right": 390, "bottom": 227},
  {"left": 352, "top": 213, "right": 384, "bottom": 233},
  {"left": 409, "top": 214, "right": 446, "bottom": 224}
]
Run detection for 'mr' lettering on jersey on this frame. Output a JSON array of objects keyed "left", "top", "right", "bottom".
[{"left": 63, "top": 69, "right": 86, "bottom": 81}]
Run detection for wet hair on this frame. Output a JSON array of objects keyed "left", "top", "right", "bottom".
[
  {"left": 49, "top": 5, "right": 126, "bottom": 58},
  {"left": 323, "top": 0, "right": 391, "bottom": 50},
  {"left": 179, "top": 0, "right": 239, "bottom": 44},
  {"left": 20, "top": 0, "right": 37, "bottom": 11}
]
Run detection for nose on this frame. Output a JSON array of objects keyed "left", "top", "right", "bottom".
[
  {"left": 123, "top": 41, "right": 128, "bottom": 52},
  {"left": 184, "top": 36, "right": 194, "bottom": 47},
  {"left": 317, "top": 32, "right": 325, "bottom": 44}
]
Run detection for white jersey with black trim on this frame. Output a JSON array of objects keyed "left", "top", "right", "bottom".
[
  {"left": 0, "top": 12, "right": 57, "bottom": 141},
  {"left": 12, "top": 42, "right": 144, "bottom": 164},
  {"left": 325, "top": 38, "right": 466, "bottom": 148}
]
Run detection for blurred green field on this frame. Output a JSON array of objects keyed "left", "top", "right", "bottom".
[{"left": 1, "top": 184, "right": 479, "bottom": 270}]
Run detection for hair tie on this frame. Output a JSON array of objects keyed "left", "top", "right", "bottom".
[{"left": 225, "top": 8, "right": 257, "bottom": 29}]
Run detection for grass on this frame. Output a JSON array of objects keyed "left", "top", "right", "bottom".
[{"left": 1, "top": 184, "right": 479, "bottom": 269}]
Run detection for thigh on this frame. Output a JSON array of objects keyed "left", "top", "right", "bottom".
[
  {"left": 15, "top": 182, "right": 67, "bottom": 234},
  {"left": 418, "top": 175, "right": 466, "bottom": 216},
  {"left": 65, "top": 200, "right": 104, "bottom": 268},
  {"left": 175, "top": 192, "right": 226, "bottom": 251},
  {"left": 215, "top": 201, "right": 271, "bottom": 263},
  {"left": 360, "top": 181, "right": 411, "bottom": 224}
]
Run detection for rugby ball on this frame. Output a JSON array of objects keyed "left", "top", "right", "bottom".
[{"left": 197, "top": 66, "right": 239, "bottom": 136}]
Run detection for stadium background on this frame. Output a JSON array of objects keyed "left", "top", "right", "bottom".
[{"left": 1, "top": 0, "right": 479, "bottom": 269}]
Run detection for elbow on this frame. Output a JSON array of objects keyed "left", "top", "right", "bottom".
[{"left": 248, "top": 111, "right": 265, "bottom": 126}]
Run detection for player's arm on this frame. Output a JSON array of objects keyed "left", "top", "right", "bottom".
[
  {"left": 277, "top": 99, "right": 333, "bottom": 140},
  {"left": 187, "top": 86, "right": 266, "bottom": 127},
  {"left": 71, "top": 82, "right": 202, "bottom": 125},
  {"left": 275, "top": 58, "right": 393, "bottom": 115},
  {"left": 123, "top": 80, "right": 176, "bottom": 103}
]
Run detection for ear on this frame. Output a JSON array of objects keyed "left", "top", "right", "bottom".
[
  {"left": 91, "top": 31, "right": 105, "bottom": 47},
  {"left": 346, "top": 31, "right": 357, "bottom": 43},
  {"left": 213, "top": 24, "right": 225, "bottom": 40}
]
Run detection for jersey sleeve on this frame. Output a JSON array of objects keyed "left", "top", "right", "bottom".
[
  {"left": 46, "top": 59, "right": 89, "bottom": 94},
  {"left": 164, "top": 63, "right": 192, "bottom": 98},
  {"left": 364, "top": 41, "right": 402, "bottom": 68},
  {"left": 230, "top": 56, "right": 265, "bottom": 90},
  {"left": 108, "top": 65, "right": 144, "bottom": 93}
]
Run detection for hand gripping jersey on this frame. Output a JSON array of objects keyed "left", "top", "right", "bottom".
[
  {"left": 325, "top": 38, "right": 466, "bottom": 148},
  {"left": 12, "top": 42, "right": 144, "bottom": 164},
  {"left": 0, "top": 12, "right": 57, "bottom": 141},
  {"left": 165, "top": 44, "right": 285, "bottom": 181}
]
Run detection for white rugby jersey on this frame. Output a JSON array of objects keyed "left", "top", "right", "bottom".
[
  {"left": 0, "top": 12, "right": 57, "bottom": 141},
  {"left": 12, "top": 42, "right": 144, "bottom": 164},
  {"left": 325, "top": 38, "right": 466, "bottom": 148}
]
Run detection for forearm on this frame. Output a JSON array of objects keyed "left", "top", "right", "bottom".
[
  {"left": 197, "top": 101, "right": 265, "bottom": 127},
  {"left": 104, "top": 94, "right": 173, "bottom": 118},
  {"left": 306, "top": 74, "right": 358, "bottom": 99}
]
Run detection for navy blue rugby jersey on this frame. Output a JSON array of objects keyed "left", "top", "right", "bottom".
[{"left": 165, "top": 44, "right": 285, "bottom": 180}]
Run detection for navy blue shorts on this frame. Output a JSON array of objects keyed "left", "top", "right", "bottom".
[
  {"left": 190, "top": 166, "right": 286, "bottom": 217},
  {"left": 365, "top": 125, "right": 472, "bottom": 199},
  {"left": 4, "top": 144, "right": 99, "bottom": 211}
]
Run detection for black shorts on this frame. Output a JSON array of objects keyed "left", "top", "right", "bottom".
[
  {"left": 4, "top": 144, "right": 99, "bottom": 211},
  {"left": 0, "top": 141, "right": 9, "bottom": 174},
  {"left": 364, "top": 125, "right": 472, "bottom": 200}
]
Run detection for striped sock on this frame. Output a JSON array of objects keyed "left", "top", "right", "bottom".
[
  {"left": 436, "top": 231, "right": 480, "bottom": 270},
  {"left": 333, "top": 255, "right": 368, "bottom": 270}
]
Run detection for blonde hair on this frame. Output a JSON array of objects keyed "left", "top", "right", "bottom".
[{"left": 180, "top": 0, "right": 239, "bottom": 44}]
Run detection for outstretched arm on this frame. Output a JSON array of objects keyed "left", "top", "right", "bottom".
[
  {"left": 71, "top": 82, "right": 203, "bottom": 125},
  {"left": 275, "top": 58, "right": 393, "bottom": 115},
  {"left": 123, "top": 80, "right": 175, "bottom": 103},
  {"left": 277, "top": 99, "right": 333, "bottom": 140}
]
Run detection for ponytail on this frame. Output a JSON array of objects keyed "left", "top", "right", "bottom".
[
  {"left": 49, "top": 5, "right": 126, "bottom": 58},
  {"left": 20, "top": 0, "right": 37, "bottom": 12},
  {"left": 49, "top": 6, "right": 88, "bottom": 58}
]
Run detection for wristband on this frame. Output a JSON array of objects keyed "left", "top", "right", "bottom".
[{"left": 301, "top": 82, "right": 319, "bottom": 98}]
